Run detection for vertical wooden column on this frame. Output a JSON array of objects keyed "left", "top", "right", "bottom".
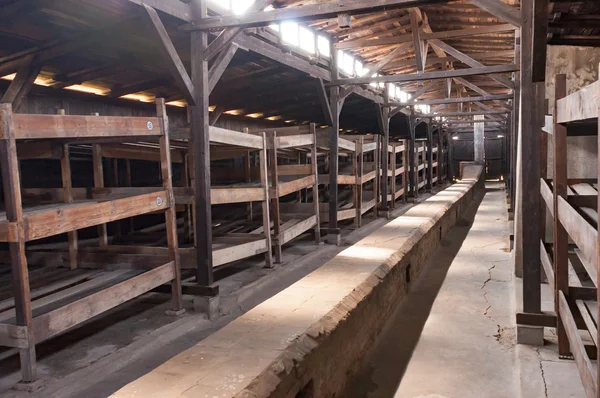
[
  {"left": 156, "top": 98, "right": 184, "bottom": 312},
  {"left": 243, "top": 129, "right": 254, "bottom": 222},
  {"left": 310, "top": 124, "right": 321, "bottom": 244},
  {"left": 409, "top": 112, "right": 417, "bottom": 199},
  {"left": 355, "top": 137, "right": 363, "bottom": 228},
  {"left": 553, "top": 74, "right": 569, "bottom": 356},
  {"left": 269, "top": 132, "right": 282, "bottom": 263},
  {"left": 190, "top": 1, "right": 216, "bottom": 291},
  {"left": 0, "top": 104, "right": 37, "bottom": 382},
  {"left": 259, "top": 133, "right": 273, "bottom": 268},
  {"left": 58, "top": 109, "right": 78, "bottom": 270},
  {"left": 520, "top": 0, "right": 542, "bottom": 330},
  {"left": 427, "top": 118, "right": 434, "bottom": 190},
  {"left": 91, "top": 146, "right": 108, "bottom": 246},
  {"left": 474, "top": 115, "right": 485, "bottom": 164},
  {"left": 380, "top": 104, "right": 390, "bottom": 212},
  {"left": 448, "top": 132, "right": 455, "bottom": 181},
  {"left": 511, "top": 30, "right": 521, "bottom": 213},
  {"left": 390, "top": 145, "right": 396, "bottom": 209},
  {"left": 124, "top": 159, "right": 135, "bottom": 234},
  {"left": 328, "top": 42, "right": 341, "bottom": 244},
  {"left": 373, "top": 134, "right": 380, "bottom": 218}
]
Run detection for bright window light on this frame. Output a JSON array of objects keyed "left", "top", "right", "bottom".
[
  {"left": 342, "top": 52, "right": 354, "bottom": 75},
  {"left": 370, "top": 73, "right": 378, "bottom": 88},
  {"left": 337, "top": 50, "right": 344, "bottom": 69},
  {"left": 268, "top": 23, "right": 280, "bottom": 31},
  {"left": 388, "top": 84, "right": 396, "bottom": 99},
  {"left": 231, "top": 0, "right": 254, "bottom": 14},
  {"left": 355, "top": 61, "right": 365, "bottom": 77},
  {"left": 281, "top": 22, "right": 299, "bottom": 46},
  {"left": 299, "top": 26, "right": 315, "bottom": 54},
  {"left": 317, "top": 36, "right": 330, "bottom": 58}
]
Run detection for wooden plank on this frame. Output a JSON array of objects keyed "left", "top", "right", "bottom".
[
  {"left": 33, "top": 263, "right": 174, "bottom": 343},
  {"left": 61, "top": 142, "right": 78, "bottom": 270},
  {"left": 143, "top": 4, "right": 196, "bottom": 105},
  {"left": 208, "top": 43, "right": 239, "bottom": 94},
  {"left": 100, "top": 144, "right": 185, "bottom": 164},
  {"left": 540, "top": 241, "right": 554, "bottom": 293},
  {"left": 575, "top": 300, "right": 598, "bottom": 347},
  {"left": 280, "top": 215, "right": 317, "bottom": 245},
  {"left": 276, "top": 164, "right": 313, "bottom": 176},
  {"left": 210, "top": 187, "right": 265, "bottom": 204},
  {"left": 558, "top": 291, "right": 597, "bottom": 397},
  {"left": 0, "top": 324, "right": 28, "bottom": 348},
  {"left": 24, "top": 191, "right": 170, "bottom": 242},
  {"left": 467, "top": 0, "right": 521, "bottom": 27},
  {"left": 212, "top": 239, "right": 268, "bottom": 267},
  {"left": 276, "top": 134, "right": 314, "bottom": 149},
  {"left": 278, "top": 176, "right": 316, "bottom": 197},
  {"left": 558, "top": 196, "right": 598, "bottom": 270},
  {"left": 258, "top": 133, "right": 273, "bottom": 268},
  {"left": 10, "top": 115, "right": 162, "bottom": 140},
  {"left": 209, "top": 126, "right": 264, "bottom": 149},
  {"left": 557, "top": 80, "right": 600, "bottom": 124}
]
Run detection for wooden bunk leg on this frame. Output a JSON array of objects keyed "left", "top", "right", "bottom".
[
  {"left": 374, "top": 134, "right": 380, "bottom": 219},
  {"left": 553, "top": 75, "right": 570, "bottom": 357},
  {"left": 259, "top": 134, "right": 273, "bottom": 268},
  {"left": 0, "top": 104, "right": 37, "bottom": 382},
  {"left": 353, "top": 138, "right": 361, "bottom": 228},
  {"left": 390, "top": 146, "right": 396, "bottom": 210},
  {"left": 403, "top": 141, "right": 408, "bottom": 203},
  {"left": 269, "top": 133, "right": 282, "bottom": 263},
  {"left": 156, "top": 99, "right": 183, "bottom": 313},
  {"left": 125, "top": 159, "right": 135, "bottom": 234},
  {"left": 60, "top": 143, "right": 78, "bottom": 270},
  {"left": 311, "top": 125, "right": 321, "bottom": 244},
  {"left": 92, "top": 143, "right": 108, "bottom": 247}
]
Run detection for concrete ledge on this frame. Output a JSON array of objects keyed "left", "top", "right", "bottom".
[{"left": 112, "top": 166, "right": 484, "bottom": 398}]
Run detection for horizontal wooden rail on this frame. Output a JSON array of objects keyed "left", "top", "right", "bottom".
[
  {"left": 211, "top": 186, "right": 265, "bottom": 204},
  {"left": 6, "top": 115, "right": 163, "bottom": 140},
  {"left": 557, "top": 196, "right": 598, "bottom": 268},
  {"left": 209, "top": 126, "right": 264, "bottom": 149},
  {"left": 556, "top": 80, "right": 600, "bottom": 124},
  {"left": 0, "top": 324, "right": 28, "bottom": 348}
]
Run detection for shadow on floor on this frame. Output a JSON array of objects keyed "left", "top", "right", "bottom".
[{"left": 342, "top": 187, "right": 488, "bottom": 398}]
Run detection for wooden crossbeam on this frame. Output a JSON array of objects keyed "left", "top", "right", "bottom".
[
  {"left": 336, "top": 23, "right": 517, "bottom": 49},
  {"left": 316, "top": 78, "right": 333, "bottom": 125},
  {"left": 332, "top": 64, "right": 518, "bottom": 85},
  {"left": 427, "top": 110, "right": 509, "bottom": 117},
  {"left": 208, "top": 43, "right": 239, "bottom": 94},
  {"left": 467, "top": 0, "right": 521, "bottom": 27},
  {"left": 410, "top": 9, "right": 425, "bottom": 73},
  {"left": 188, "top": 0, "right": 455, "bottom": 30},
  {"left": 388, "top": 93, "right": 513, "bottom": 106},
  {"left": 143, "top": 4, "right": 196, "bottom": 105}
]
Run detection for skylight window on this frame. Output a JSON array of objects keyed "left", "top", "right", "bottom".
[
  {"left": 281, "top": 22, "right": 300, "bottom": 46},
  {"left": 317, "top": 36, "right": 330, "bottom": 58},
  {"left": 299, "top": 26, "right": 315, "bottom": 54},
  {"left": 355, "top": 61, "right": 365, "bottom": 77},
  {"left": 231, "top": 0, "right": 254, "bottom": 14},
  {"left": 342, "top": 52, "right": 354, "bottom": 75}
]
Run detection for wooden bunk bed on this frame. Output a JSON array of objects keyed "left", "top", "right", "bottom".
[
  {"left": 0, "top": 99, "right": 183, "bottom": 383},
  {"left": 538, "top": 73, "right": 599, "bottom": 398},
  {"left": 386, "top": 140, "right": 408, "bottom": 209},
  {"left": 247, "top": 125, "right": 320, "bottom": 264},
  {"left": 317, "top": 132, "right": 380, "bottom": 227},
  {"left": 414, "top": 140, "right": 428, "bottom": 192}
]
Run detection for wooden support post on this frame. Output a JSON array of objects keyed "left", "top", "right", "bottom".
[
  {"left": 328, "top": 42, "right": 341, "bottom": 244},
  {"left": 409, "top": 113, "right": 417, "bottom": 198},
  {"left": 474, "top": 114, "right": 485, "bottom": 164},
  {"left": 403, "top": 140, "right": 409, "bottom": 201},
  {"left": 59, "top": 109, "right": 77, "bottom": 270},
  {"left": 259, "top": 133, "right": 273, "bottom": 268},
  {"left": 519, "top": 0, "right": 543, "bottom": 346},
  {"left": 510, "top": 30, "right": 521, "bottom": 213},
  {"left": 0, "top": 104, "right": 37, "bottom": 382},
  {"left": 190, "top": 2, "right": 216, "bottom": 292},
  {"left": 91, "top": 115, "right": 108, "bottom": 248},
  {"left": 373, "top": 134, "right": 380, "bottom": 219},
  {"left": 269, "top": 133, "right": 282, "bottom": 263},
  {"left": 390, "top": 145, "right": 396, "bottom": 209},
  {"left": 310, "top": 124, "right": 321, "bottom": 244},
  {"left": 553, "top": 74, "right": 570, "bottom": 356},
  {"left": 448, "top": 133, "right": 455, "bottom": 181},
  {"left": 355, "top": 137, "right": 363, "bottom": 228},
  {"left": 380, "top": 105, "right": 390, "bottom": 212},
  {"left": 243, "top": 128, "right": 254, "bottom": 222},
  {"left": 427, "top": 118, "right": 434, "bottom": 190},
  {"left": 156, "top": 98, "right": 184, "bottom": 312},
  {"left": 124, "top": 159, "right": 135, "bottom": 234}
]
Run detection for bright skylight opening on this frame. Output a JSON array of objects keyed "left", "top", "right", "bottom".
[
  {"left": 281, "top": 21, "right": 300, "bottom": 46},
  {"left": 342, "top": 52, "right": 354, "bottom": 75},
  {"left": 317, "top": 36, "right": 330, "bottom": 58},
  {"left": 231, "top": 0, "right": 255, "bottom": 14},
  {"left": 299, "top": 26, "right": 315, "bottom": 54}
]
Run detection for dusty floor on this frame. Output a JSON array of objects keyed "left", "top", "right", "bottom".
[{"left": 343, "top": 183, "right": 586, "bottom": 398}]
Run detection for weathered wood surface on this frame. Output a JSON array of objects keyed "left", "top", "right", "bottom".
[{"left": 556, "top": 80, "right": 600, "bottom": 124}]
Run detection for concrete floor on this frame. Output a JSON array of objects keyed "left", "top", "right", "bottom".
[{"left": 344, "top": 183, "right": 586, "bottom": 398}]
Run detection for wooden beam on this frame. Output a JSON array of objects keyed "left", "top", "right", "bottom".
[
  {"left": 332, "top": 64, "right": 518, "bottom": 85},
  {"left": 428, "top": 110, "right": 509, "bottom": 117},
  {"left": 208, "top": 43, "right": 239, "bottom": 94},
  {"left": 410, "top": 9, "right": 425, "bottom": 73},
  {"left": 336, "top": 23, "right": 517, "bottom": 49},
  {"left": 389, "top": 93, "right": 513, "bottom": 106},
  {"left": 1, "top": 59, "right": 41, "bottom": 112},
  {"left": 428, "top": 39, "right": 515, "bottom": 89},
  {"left": 532, "top": 0, "right": 548, "bottom": 82},
  {"left": 188, "top": 0, "right": 454, "bottom": 30},
  {"left": 143, "top": 4, "right": 197, "bottom": 105},
  {"left": 110, "top": 78, "right": 170, "bottom": 98},
  {"left": 209, "top": 106, "right": 225, "bottom": 126},
  {"left": 467, "top": 0, "right": 521, "bottom": 27},
  {"left": 316, "top": 78, "right": 333, "bottom": 125}
]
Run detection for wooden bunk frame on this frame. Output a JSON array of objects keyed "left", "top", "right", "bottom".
[
  {"left": 414, "top": 139, "right": 428, "bottom": 192},
  {"left": 317, "top": 132, "right": 380, "bottom": 227},
  {"left": 246, "top": 124, "right": 321, "bottom": 263},
  {"left": 537, "top": 73, "right": 600, "bottom": 398},
  {"left": 0, "top": 99, "right": 183, "bottom": 383},
  {"left": 386, "top": 140, "right": 408, "bottom": 209}
]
